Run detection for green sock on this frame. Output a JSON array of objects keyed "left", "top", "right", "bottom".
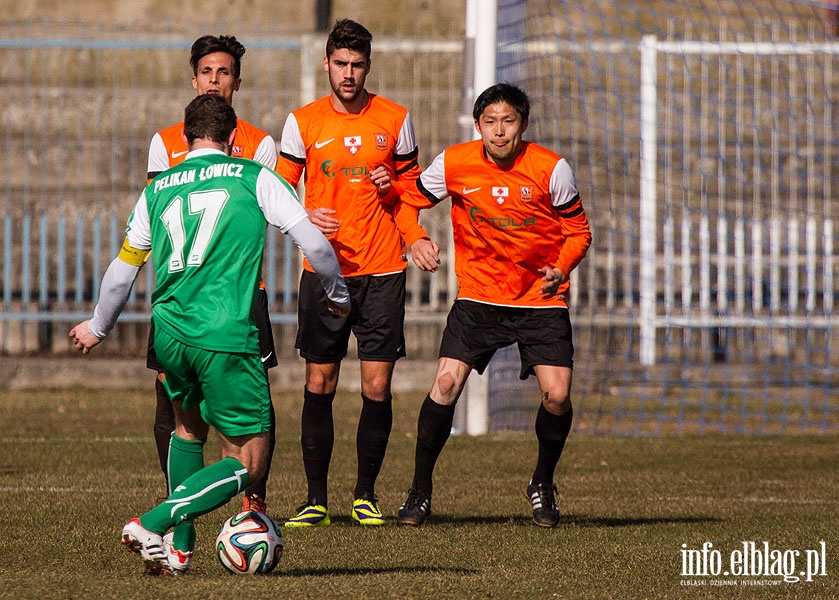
[
  {"left": 140, "top": 457, "right": 249, "bottom": 534},
  {"left": 167, "top": 434, "right": 205, "bottom": 552}
]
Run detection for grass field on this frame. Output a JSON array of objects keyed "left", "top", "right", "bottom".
[{"left": 0, "top": 387, "right": 836, "bottom": 599}]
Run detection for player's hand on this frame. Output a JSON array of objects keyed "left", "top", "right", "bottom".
[
  {"left": 327, "top": 299, "right": 351, "bottom": 318},
  {"left": 539, "top": 266, "right": 566, "bottom": 297},
  {"left": 369, "top": 164, "right": 393, "bottom": 198},
  {"left": 307, "top": 207, "right": 340, "bottom": 236},
  {"left": 69, "top": 320, "right": 103, "bottom": 354},
  {"left": 410, "top": 238, "right": 441, "bottom": 272}
]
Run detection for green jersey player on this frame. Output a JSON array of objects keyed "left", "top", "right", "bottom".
[{"left": 69, "top": 94, "right": 349, "bottom": 576}]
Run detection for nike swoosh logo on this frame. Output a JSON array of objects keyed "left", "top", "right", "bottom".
[
  {"left": 314, "top": 138, "right": 334, "bottom": 149},
  {"left": 171, "top": 150, "right": 188, "bottom": 159},
  {"left": 462, "top": 187, "right": 481, "bottom": 195},
  {"left": 261, "top": 351, "right": 274, "bottom": 363}
]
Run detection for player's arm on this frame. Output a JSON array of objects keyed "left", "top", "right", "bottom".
[
  {"left": 253, "top": 134, "right": 279, "bottom": 170},
  {"left": 377, "top": 111, "right": 423, "bottom": 205},
  {"left": 276, "top": 113, "right": 305, "bottom": 188},
  {"left": 256, "top": 170, "right": 350, "bottom": 315},
  {"left": 146, "top": 132, "right": 170, "bottom": 183},
  {"left": 287, "top": 219, "right": 350, "bottom": 316},
  {"left": 69, "top": 240, "right": 149, "bottom": 353},
  {"left": 392, "top": 150, "right": 449, "bottom": 271},
  {"left": 275, "top": 113, "right": 341, "bottom": 234},
  {"left": 550, "top": 158, "right": 592, "bottom": 280},
  {"left": 70, "top": 192, "right": 152, "bottom": 352}
]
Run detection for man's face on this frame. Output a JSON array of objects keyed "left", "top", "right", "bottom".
[
  {"left": 324, "top": 48, "right": 370, "bottom": 106},
  {"left": 475, "top": 101, "right": 528, "bottom": 167},
  {"left": 192, "top": 51, "right": 241, "bottom": 103}
]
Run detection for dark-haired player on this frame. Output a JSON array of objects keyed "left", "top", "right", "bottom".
[
  {"left": 276, "top": 19, "right": 437, "bottom": 527},
  {"left": 394, "top": 83, "right": 592, "bottom": 528},
  {"left": 71, "top": 94, "right": 348, "bottom": 575},
  {"left": 144, "top": 34, "right": 280, "bottom": 569}
]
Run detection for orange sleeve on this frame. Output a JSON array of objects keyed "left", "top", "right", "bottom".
[
  {"left": 393, "top": 180, "right": 436, "bottom": 248},
  {"left": 554, "top": 196, "right": 592, "bottom": 277},
  {"left": 276, "top": 155, "right": 305, "bottom": 189}
]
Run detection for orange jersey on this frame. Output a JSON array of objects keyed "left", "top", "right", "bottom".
[
  {"left": 396, "top": 140, "right": 591, "bottom": 308},
  {"left": 147, "top": 118, "right": 277, "bottom": 182},
  {"left": 277, "top": 94, "right": 422, "bottom": 276}
]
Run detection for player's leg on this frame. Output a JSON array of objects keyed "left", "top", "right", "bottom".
[
  {"left": 399, "top": 300, "right": 507, "bottom": 526},
  {"left": 351, "top": 272, "right": 405, "bottom": 525},
  {"left": 243, "top": 390, "right": 275, "bottom": 513},
  {"left": 352, "top": 360, "right": 394, "bottom": 525},
  {"left": 286, "top": 270, "right": 353, "bottom": 527},
  {"left": 162, "top": 397, "right": 209, "bottom": 574},
  {"left": 520, "top": 308, "right": 575, "bottom": 528},
  {"left": 147, "top": 322, "right": 175, "bottom": 491},
  {"left": 398, "top": 356, "right": 470, "bottom": 526},
  {"left": 122, "top": 331, "right": 270, "bottom": 574},
  {"left": 243, "top": 284, "right": 277, "bottom": 513}
]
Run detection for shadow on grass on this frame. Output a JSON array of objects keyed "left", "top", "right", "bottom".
[
  {"left": 299, "top": 514, "right": 722, "bottom": 528},
  {"left": 280, "top": 565, "right": 481, "bottom": 577},
  {"left": 380, "top": 514, "right": 722, "bottom": 527},
  {"left": 563, "top": 514, "right": 723, "bottom": 528}
]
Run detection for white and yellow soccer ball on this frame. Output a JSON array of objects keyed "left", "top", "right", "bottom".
[{"left": 216, "top": 511, "right": 284, "bottom": 575}]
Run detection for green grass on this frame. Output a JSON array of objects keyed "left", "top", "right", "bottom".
[{"left": 0, "top": 388, "right": 836, "bottom": 599}]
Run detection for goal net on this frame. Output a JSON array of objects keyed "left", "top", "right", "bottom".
[{"left": 471, "top": 0, "right": 839, "bottom": 435}]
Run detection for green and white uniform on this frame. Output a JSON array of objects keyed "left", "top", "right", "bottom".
[{"left": 94, "top": 148, "right": 348, "bottom": 435}]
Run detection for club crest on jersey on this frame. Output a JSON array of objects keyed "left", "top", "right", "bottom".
[
  {"left": 520, "top": 186, "right": 534, "bottom": 202},
  {"left": 231, "top": 145, "right": 244, "bottom": 157},
  {"left": 344, "top": 136, "right": 361, "bottom": 154},
  {"left": 374, "top": 133, "right": 388, "bottom": 151},
  {"left": 492, "top": 186, "right": 509, "bottom": 205}
]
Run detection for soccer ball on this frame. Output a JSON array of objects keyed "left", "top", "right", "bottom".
[{"left": 216, "top": 511, "right": 284, "bottom": 575}]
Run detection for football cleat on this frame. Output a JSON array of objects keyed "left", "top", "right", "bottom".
[
  {"left": 527, "top": 481, "right": 560, "bottom": 528},
  {"left": 120, "top": 518, "right": 173, "bottom": 576},
  {"left": 162, "top": 532, "right": 193, "bottom": 575},
  {"left": 284, "top": 503, "right": 331, "bottom": 527},
  {"left": 243, "top": 492, "right": 268, "bottom": 514},
  {"left": 398, "top": 489, "right": 432, "bottom": 526},
  {"left": 351, "top": 494, "right": 386, "bottom": 526}
]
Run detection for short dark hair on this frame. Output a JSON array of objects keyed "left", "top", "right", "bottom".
[
  {"left": 183, "top": 94, "right": 238, "bottom": 147},
  {"left": 190, "top": 35, "right": 246, "bottom": 78},
  {"left": 472, "top": 83, "right": 530, "bottom": 123},
  {"left": 326, "top": 19, "right": 373, "bottom": 61}
]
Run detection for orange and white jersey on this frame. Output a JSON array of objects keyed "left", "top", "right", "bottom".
[
  {"left": 396, "top": 140, "right": 592, "bottom": 308},
  {"left": 147, "top": 118, "right": 277, "bottom": 182},
  {"left": 277, "top": 94, "right": 422, "bottom": 277}
]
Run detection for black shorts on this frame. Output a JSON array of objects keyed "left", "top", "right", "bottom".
[
  {"left": 439, "top": 300, "right": 574, "bottom": 379},
  {"left": 295, "top": 269, "right": 406, "bottom": 364},
  {"left": 146, "top": 286, "right": 278, "bottom": 372}
]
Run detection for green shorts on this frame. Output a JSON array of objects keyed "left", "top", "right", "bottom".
[{"left": 154, "top": 326, "right": 271, "bottom": 437}]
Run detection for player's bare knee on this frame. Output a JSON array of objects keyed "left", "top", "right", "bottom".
[
  {"left": 361, "top": 378, "right": 391, "bottom": 400},
  {"left": 542, "top": 392, "right": 571, "bottom": 415},
  {"left": 436, "top": 371, "right": 458, "bottom": 398}
]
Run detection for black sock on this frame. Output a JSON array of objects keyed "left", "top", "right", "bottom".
[
  {"left": 301, "top": 387, "right": 335, "bottom": 506},
  {"left": 245, "top": 387, "right": 276, "bottom": 500},
  {"left": 354, "top": 394, "right": 393, "bottom": 499},
  {"left": 531, "top": 403, "right": 573, "bottom": 485},
  {"left": 152, "top": 377, "right": 175, "bottom": 488},
  {"left": 412, "top": 395, "right": 456, "bottom": 496}
]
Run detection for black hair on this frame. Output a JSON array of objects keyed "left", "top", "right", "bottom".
[
  {"left": 472, "top": 83, "right": 530, "bottom": 122},
  {"left": 326, "top": 19, "right": 373, "bottom": 61},
  {"left": 189, "top": 35, "right": 246, "bottom": 78},
  {"left": 183, "top": 94, "right": 238, "bottom": 146}
]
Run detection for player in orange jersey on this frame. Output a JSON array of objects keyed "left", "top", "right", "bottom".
[
  {"left": 277, "top": 19, "right": 438, "bottom": 527},
  {"left": 144, "top": 35, "right": 280, "bottom": 569},
  {"left": 394, "top": 83, "right": 592, "bottom": 528}
]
